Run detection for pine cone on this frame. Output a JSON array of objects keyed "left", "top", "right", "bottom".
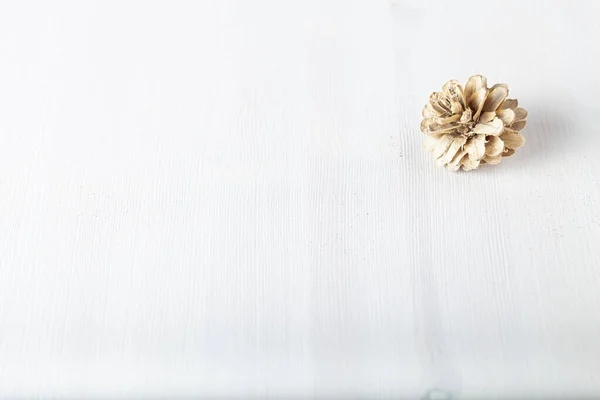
[{"left": 421, "top": 75, "right": 528, "bottom": 171}]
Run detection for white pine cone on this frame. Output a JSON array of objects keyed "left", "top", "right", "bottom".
[{"left": 421, "top": 75, "right": 528, "bottom": 171}]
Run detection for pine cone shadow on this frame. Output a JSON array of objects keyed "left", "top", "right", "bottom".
[{"left": 499, "top": 103, "right": 579, "bottom": 171}]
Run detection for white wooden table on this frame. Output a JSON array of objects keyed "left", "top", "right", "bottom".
[{"left": 1, "top": 0, "right": 600, "bottom": 398}]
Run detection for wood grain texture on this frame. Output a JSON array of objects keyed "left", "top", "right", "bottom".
[{"left": 1, "top": 0, "right": 599, "bottom": 398}]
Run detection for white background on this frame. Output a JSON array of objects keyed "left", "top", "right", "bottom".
[{"left": 1, "top": 0, "right": 600, "bottom": 398}]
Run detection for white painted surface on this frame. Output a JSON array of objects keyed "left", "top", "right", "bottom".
[{"left": 1, "top": 0, "right": 599, "bottom": 398}]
